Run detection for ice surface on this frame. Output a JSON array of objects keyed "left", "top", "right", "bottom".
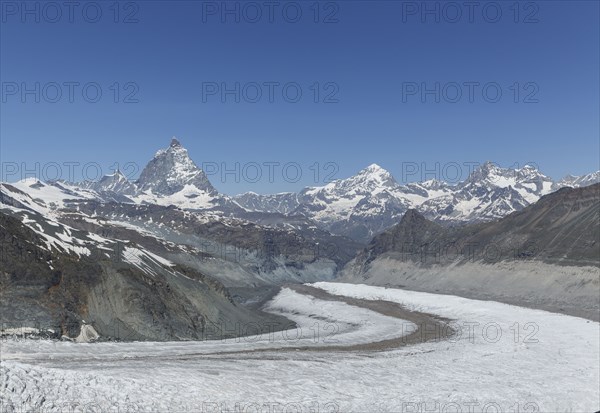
[{"left": 1, "top": 284, "right": 598, "bottom": 412}]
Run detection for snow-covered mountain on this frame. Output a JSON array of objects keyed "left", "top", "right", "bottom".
[
  {"left": 0, "top": 156, "right": 361, "bottom": 290},
  {"left": 80, "top": 169, "right": 139, "bottom": 200},
  {"left": 291, "top": 164, "right": 418, "bottom": 241},
  {"left": 235, "top": 164, "right": 440, "bottom": 241},
  {"left": 76, "top": 138, "right": 231, "bottom": 209},
  {"left": 129, "top": 137, "right": 232, "bottom": 209},
  {"left": 2, "top": 138, "right": 598, "bottom": 244},
  {"left": 554, "top": 171, "right": 600, "bottom": 189},
  {"left": 233, "top": 192, "right": 301, "bottom": 215},
  {"left": 236, "top": 161, "right": 599, "bottom": 241},
  {"left": 417, "top": 162, "right": 555, "bottom": 223},
  {"left": 136, "top": 138, "right": 217, "bottom": 197}
]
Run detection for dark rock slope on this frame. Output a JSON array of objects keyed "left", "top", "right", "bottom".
[
  {"left": 355, "top": 183, "right": 600, "bottom": 268},
  {"left": 0, "top": 211, "right": 290, "bottom": 341}
]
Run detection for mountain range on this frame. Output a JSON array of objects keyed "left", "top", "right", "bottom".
[
  {"left": 54, "top": 138, "right": 600, "bottom": 242},
  {"left": 1, "top": 137, "right": 598, "bottom": 339},
  {"left": 235, "top": 162, "right": 599, "bottom": 242}
]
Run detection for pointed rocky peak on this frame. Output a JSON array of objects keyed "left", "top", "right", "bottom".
[
  {"left": 98, "top": 168, "right": 132, "bottom": 183},
  {"left": 400, "top": 208, "right": 427, "bottom": 224},
  {"left": 378, "top": 208, "right": 445, "bottom": 247},
  {"left": 137, "top": 138, "right": 217, "bottom": 197},
  {"left": 105, "top": 169, "right": 127, "bottom": 180},
  {"left": 471, "top": 161, "right": 502, "bottom": 177},
  {"left": 91, "top": 169, "right": 137, "bottom": 195},
  {"left": 480, "top": 160, "right": 496, "bottom": 170}
]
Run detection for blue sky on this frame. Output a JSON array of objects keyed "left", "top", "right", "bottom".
[{"left": 1, "top": 0, "right": 598, "bottom": 194}]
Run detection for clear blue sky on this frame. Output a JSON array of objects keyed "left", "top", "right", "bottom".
[{"left": 1, "top": 0, "right": 598, "bottom": 194}]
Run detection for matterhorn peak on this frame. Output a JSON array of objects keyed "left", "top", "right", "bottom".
[{"left": 137, "top": 137, "right": 217, "bottom": 197}]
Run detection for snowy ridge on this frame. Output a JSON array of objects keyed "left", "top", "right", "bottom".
[
  {"left": 1, "top": 179, "right": 98, "bottom": 217},
  {"left": 555, "top": 170, "right": 600, "bottom": 189},
  {"left": 0, "top": 199, "right": 178, "bottom": 278}
]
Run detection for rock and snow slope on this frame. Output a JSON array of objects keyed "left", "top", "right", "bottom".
[
  {"left": 341, "top": 184, "right": 600, "bottom": 320},
  {"left": 0, "top": 201, "right": 290, "bottom": 341}
]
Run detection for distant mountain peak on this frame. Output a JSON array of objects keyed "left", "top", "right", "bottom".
[
  {"left": 555, "top": 170, "right": 600, "bottom": 189},
  {"left": 362, "top": 163, "right": 385, "bottom": 172},
  {"left": 464, "top": 161, "right": 550, "bottom": 189},
  {"left": 353, "top": 163, "right": 396, "bottom": 186},
  {"left": 418, "top": 178, "right": 451, "bottom": 191},
  {"left": 137, "top": 137, "right": 217, "bottom": 196},
  {"left": 87, "top": 168, "right": 137, "bottom": 196},
  {"left": 106, "top": 169, "right": 126, "bottom": 179}
]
